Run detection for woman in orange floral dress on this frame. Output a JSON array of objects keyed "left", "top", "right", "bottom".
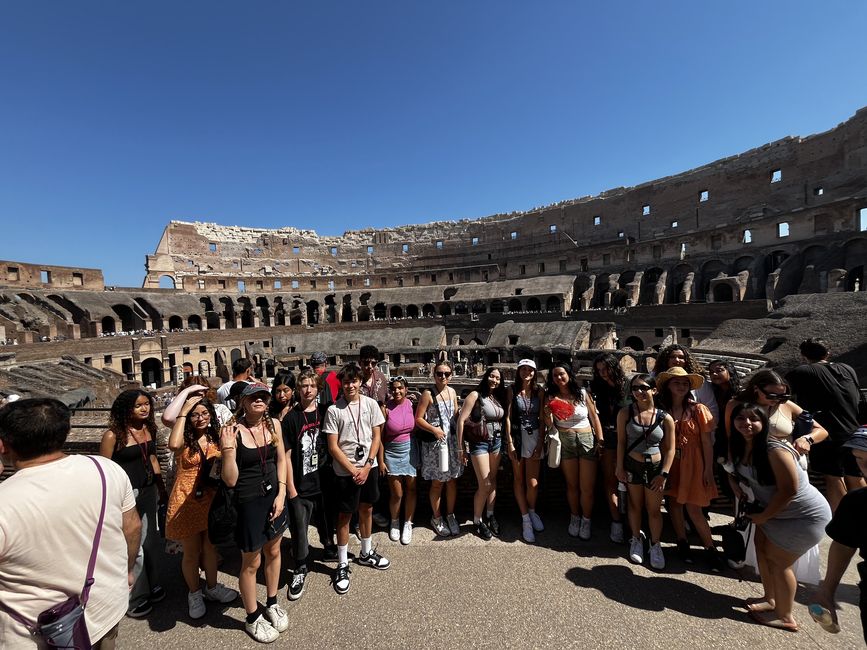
[
  {"left": 657, "top": 367, "right": 723, "bottom": 571},
  {"left": 166, "top": 396, "right": 238, "bottom": 619}
]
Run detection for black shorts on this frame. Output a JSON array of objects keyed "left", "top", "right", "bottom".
[
  {"left": 334, "top": 466, "right": 380, "bottom": 514},
  {"left": 809, "top": 439, "right": 861, "bottom": 478},
  {"left": 624, "top": 455, "right": 663, "bottom": 487}
]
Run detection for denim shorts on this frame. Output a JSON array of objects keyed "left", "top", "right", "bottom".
[{"left": 470, "top": 435, "right": 502, "bottom": 456}]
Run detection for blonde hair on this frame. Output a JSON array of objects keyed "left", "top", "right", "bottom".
[{"left": 228, "top": 400, "right": 279, "bottom": 446}]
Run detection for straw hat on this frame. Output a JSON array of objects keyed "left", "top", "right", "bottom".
[{"left": 656, "top": 366, "right": 704, "bottom": 390}]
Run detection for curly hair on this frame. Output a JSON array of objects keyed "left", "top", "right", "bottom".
[
  {"left": 707, "top": 359, "right": 742, "bottom": 397},
  {"left": 656, "top": 344, "right": 705, "bottom": 376},
  {"left": 183, "top": 399, "right": 220, "bottom": 452},
  {"left": 545, "top": 362, "right": 584, "bottom": 402},
  {"left": 109, "top": 389, "right": 158, "bottom": 451},
  {"left": 590, "top": 353, "right": 626, "bottom": 403}
]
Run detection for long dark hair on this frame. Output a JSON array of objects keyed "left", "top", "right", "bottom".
[
  {"left": 269, "top": 370, "right": 297, "bottom": 416},
  {"left": 656, "top": 375, "right": 697, "bottom": 413},
  {"left": 656, "top": 344, "right": 705, "bottom": 375},
  {"left": 184, "top": 399, "right": 220, "bottom": 452},
  {"left": 734, "top": 369, "right": 788, "bottom": 403},
  {"left": 728, "top": 402, "right": 774, "bottom": 485},
  {"left": 512, "top": 364, "right": 539, "bottom": 395},
  {"left": 590, "top": 353, "right": 626, "bottom": 403},
  {"left": 707, "top": 359, "right": 741, "bottom": 400},
  {"left": 545, "top": 362, "right": 584, "bottom": 402},
  {"left": 629, "top": 374, "right": 657, "bottom": 406},
  {"left": 475, "top": 367, "right": 507, "bottom": 404},
  {"left": 109, "top": 389, "right": 158, "bottom": 451}
]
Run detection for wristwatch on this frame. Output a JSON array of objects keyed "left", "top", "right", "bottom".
[
  {"left": 805, "top": 435, "right": 814, "bottom": 446},
  {"left": 661, "top": 471, "right": 669, "bottom": 479},
  {"left": 365, "top": 457, "right": 375, "bottom": 466}
]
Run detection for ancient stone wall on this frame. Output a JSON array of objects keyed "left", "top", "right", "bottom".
[{"left": 1, "top": 260, "right": 104, "bottom": 291}]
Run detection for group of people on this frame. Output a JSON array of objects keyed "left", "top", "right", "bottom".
[{"left": 1, "top": 338, "right": 865, "bottom": 646}]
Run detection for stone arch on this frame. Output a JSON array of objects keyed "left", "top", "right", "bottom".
[
  {"left": 255, "top": 297, "right": 271, "bottom": 327},
  {"left": 111, "top": 304, "right": 144, "bottom": 332},
  {"left": 219, "top": 297, "right": 236, "bottom": 328},
  {"left": 571, "top": 275, "right": 594, "bottom": 310},
  {"left": 230, "top": 348, "right": 243, "bottom": 364},
  {"left": 454, "top": 302, "right": 469, "bottom": 315},
  {"left": 357, "top": 305, "right": 371, "bottom": 321},
  {"left": 733, "top": 256, "right": 754, "bottom": 273},
  {"left": 389, "top": 305, "right": 403, "bottom": 319},
  {"left": 199, "top": 297, "right": 219, "bottom": 329},
  {"left": 273, "top": 297, "right": 286, "bottom": 326},
  {"left": 187, "top": 315, "right": 202, "bottom": 330},
  {"left": 764, "top": 250, "right": 790, "bottom": 275},
  {"left": 141, "top": 357, "right": 163, "bottom": 387},
  {"left": 802, "top": 245, "right": 828, "bottom": 268},
  {"left": 168, "top": 315, "right": 183, "bottom": 330},
  {"left": 406, "top": 304, "right": 420, "bottom": 319},
  {"left": 700, "top": 260, "right": 729, "bottom": 301},
  {"left": 526, "top": 297, "right": 541, "bottom": 312},
  {"left": 593, "top": 273, "right": 611, "bottom": 308},
  {"left": 101, "top": 316, "right": 116, "bottom": 334},
  {"left": 323, "top": 295, "right": 337, "bottom": 324},
  {"left": 639, "top": 267, "right": 665, "bottom": 305},
  {"left": 490, "top": 299, "right": 505, "bottom": 314},
  {"left": 508, "top": 298, "right": 523, "bottom": 312},
  {"left": 439, "top": 303, "right": 452, "bottom": 316},
  {"left": 670, "top": 264, "right": 694, "bottom": 303},
  {"left": 471, "top": 302, "right": 486, "bottom": 315},
  {"left": 290, "top": 300, "right": 304, "bottom": 325},
  {"left": 422, "top": 303, "right": 436, "bottom": 318},
  {"left": 545, "top": 296, "right": 561, "bottom": 312},
  {"left": 133, "top": 297, "right": 164, "bottom": 330},
  {"left": 306, "top": 300, "right": 320, "bottom": 324},
  {"left": 373, "top": 303, "right": 387, "bottom": 320},
  {"left": 622, "top": 336, "right": 644, "bottom": 350},
  {"left": 610, "top": 271, "right": 635, "bottom": 308},
  {"left": 845, "top": 265, "right": 864, "bottom": 291},
  {"left": 158, "top": 275, "right": 176, "bottom": 289},
  {"left": 443, "top": 287, "right": 458, "bottom": 301},
  {"left": 843, "top": 237, "right": 867, "bottom": 270},
  {"left": 712, "top": 283, "right": 734, "bottom": 302},
  {"left": 341, "top": 295, "right": 353, "bottom": 322},
  {"left": 237, "top": 297, "right": 254, "bottom": 328}
]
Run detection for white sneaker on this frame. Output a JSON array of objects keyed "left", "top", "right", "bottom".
[
  {"left": 446, "top": 513, "right": 460, "bottom": 536},
  {"left": 522, "top": 519, "right": 536, "bottom": 543},
  {"left": 649, "top": 542, "right": 666, "bottom": 569},
  {"left": 578, "top": 517, "right": 592, "bottom": 541},
  {"left": 187, "top": 590, "right": 206, "bottom": 619},
  {"left": 389, "top": 519, "right": 400, "bottom": 542},
  {"left": 568, "top": 515, "right": 581, "bottom": 537},
  {"left": 628, "top": 536, "right": 644, "bottom": 564},
  {"left": 264, "top": 603, "right": 288, "bottom": 633},
  {"left": 400, "top": 521, "right": 413, "bottom": 545},
  {"left": 373, "top": 513, "right": 390, "bottom": 528},
  {"left": 609, "top": 521, "right": 625, "bottom": 544},
  {"left": 203, "top": 582, "right": 239, "bottom": 604},
  {"left": 529, "top": 510, "right": 544, "bottom": 532},
  {"left": 246, "top": 614, "right": 279, "bottom": 643}
]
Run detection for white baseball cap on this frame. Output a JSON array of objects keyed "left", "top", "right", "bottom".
[{"left": 517, "top": 359, "right": 536, "bottom": 370}]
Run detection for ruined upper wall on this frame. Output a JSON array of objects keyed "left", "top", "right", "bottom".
[
  {"left": 144, "top": 107, "right": 867, "bottom": 290},
  {"left": 1, "top": 260, "right": 104, "bottom": 291}
]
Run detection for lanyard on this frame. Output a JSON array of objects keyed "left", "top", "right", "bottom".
[
  {"left": 247, "top": 421, "right": 269, "bottom": 476},
  {"left": 347, "top": 399, "right": 364, "bottom": 444},
  {"left": 129, "top": 429, "right": 150, "bottom": 471}
]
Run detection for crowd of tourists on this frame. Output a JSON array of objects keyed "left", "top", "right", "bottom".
[{"left": 1, "top": 339, "right": 865, "bottom": 646}]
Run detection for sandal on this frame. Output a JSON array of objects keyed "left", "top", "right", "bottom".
[
  {"left": 748, "top": 610, "right": 799, "bottom": 632},
  {"left": 744, "top": 599, "right": 775, "bottom": 613}
]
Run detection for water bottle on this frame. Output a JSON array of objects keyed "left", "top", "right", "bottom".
[
  {"left": 617, "top": 482, "right": 628, "bottom": 515},
  {"left": 808, "top": 604, "right": 840, "bottom": 633},
  {"left": 547, "top": 430, "right": 561, "bottom": 468},
  {"left": 437, "top": 438, "right": 449, "bottom": 473}
]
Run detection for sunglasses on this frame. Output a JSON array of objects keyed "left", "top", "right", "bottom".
[
  {"left": 435, "top": 371, "right": 452, "bottom": 378},
  {"left": 758, "top": 387, "right": 790, "bottom": 401},
  {"left": 631, "top": 385, "right": 651, "bottom": 392}
]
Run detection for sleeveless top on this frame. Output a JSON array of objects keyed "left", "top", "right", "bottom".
[
  {"left": 112, "top": 439, "right": 156, "bottom": 490},
  {"left": 553, "top": 391, "right": 590, "bottom": 429},
  {"left": 480, "top": 395, "right": 505, "bottom": 438},
  {"left": 235, "top": 429, "right": 279, "bottom": 504},
  {"left": 766, "top": 406, "right": 794, "bottom": 439},
  {"left": 625, "top": 408, "right": 664, "bottom": 456},
  {"left": 383, "top": 398, "right": 415, "bottom": 443},
  {"left": 512, "top": 391, "right": 541, "bottom": 433}
]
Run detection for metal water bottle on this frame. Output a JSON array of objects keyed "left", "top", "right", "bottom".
[
  {"left": 617, "top": 482, "right": 628, "bottom": 515},
  {"left": 438, "top": 438, "right": 449, "bottom": 473}
]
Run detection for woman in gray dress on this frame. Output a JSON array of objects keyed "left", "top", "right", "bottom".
[{"left": 729, "top": 403, "right": 832, "bottom": 633}]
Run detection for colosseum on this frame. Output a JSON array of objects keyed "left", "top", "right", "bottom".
[{"left": 1, "top": 107, "right": 866, "bottom": 400}]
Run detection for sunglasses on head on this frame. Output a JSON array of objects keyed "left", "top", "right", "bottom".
[{"left": 435, "top": 371, "right": 452, "bottom": 378}]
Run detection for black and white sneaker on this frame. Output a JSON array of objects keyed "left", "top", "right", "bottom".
[
  {"left": 357, "top": 548, "right": 391, "bottom": 570},
  {"left": 288, "top": 567, "right": 307, "bottom": 601},
  {"left": 332, "top": 564, "right": 351, "bottom": 595},
  {"left": 486, "top": 514, "right": 500, "bottom": 537}
]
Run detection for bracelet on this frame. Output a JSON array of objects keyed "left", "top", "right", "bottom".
[{"left": 178, "top": 415, "right": 187, "bottom": 418}]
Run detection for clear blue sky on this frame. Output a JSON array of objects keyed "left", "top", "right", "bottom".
[{"left": 1, "top": 1, "right": 866, "bottom": 287}]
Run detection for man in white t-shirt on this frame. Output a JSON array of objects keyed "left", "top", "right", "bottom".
[
  {"left": 0, "top": 399, "right": 141, "bottom": 649},
  {"left": 217, "top": 358, "right": 254, "bottom": 408},
  {"left": 323, "top": 363, "right": 390, "bottom": 595}
]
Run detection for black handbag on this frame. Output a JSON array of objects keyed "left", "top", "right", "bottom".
[{"left": 463, "top": 399, "right": 488, "bottom": 444}]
